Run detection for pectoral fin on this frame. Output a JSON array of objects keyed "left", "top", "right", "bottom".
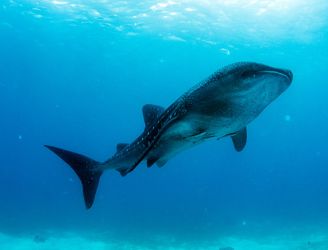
[{"left": 231, "top": 127, "right": 247, "bottom": 152}]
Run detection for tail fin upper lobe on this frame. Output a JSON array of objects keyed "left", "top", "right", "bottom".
[{"left": 45, "top": 145, "right": 103, "bottom": 209}]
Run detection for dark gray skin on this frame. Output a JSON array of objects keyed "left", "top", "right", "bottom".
[{"left": 45, "top": 62, "right": 293, "bottom": 209}]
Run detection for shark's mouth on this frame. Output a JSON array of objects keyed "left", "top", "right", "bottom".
[{"left": 259, "top": 69, "right": 293, "bottom": 82}]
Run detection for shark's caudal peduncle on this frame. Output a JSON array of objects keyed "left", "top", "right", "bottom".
[{"left": 45, "top": 62, "right": 293, "bottom": 209}]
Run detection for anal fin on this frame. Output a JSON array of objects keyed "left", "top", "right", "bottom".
[{"left": 147, "top": 157, "right": 159, "bottom": 168}]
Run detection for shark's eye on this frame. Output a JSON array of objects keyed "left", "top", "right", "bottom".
[{"left": 241, "top": 71, "right": 256, "bottom": 79}]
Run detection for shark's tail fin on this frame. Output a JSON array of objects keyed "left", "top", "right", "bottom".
[{"left": 45, "top": 145, "right": 103, "bottom": 209}]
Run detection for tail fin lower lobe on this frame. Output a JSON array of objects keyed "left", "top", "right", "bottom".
[{"left": 45, "top": 145, "right": 103, "bottom": 209}]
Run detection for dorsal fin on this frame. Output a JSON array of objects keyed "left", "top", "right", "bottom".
[
  {"left": 231, "top": 127, "right": 247, "bottom": 152},
  {"left": 116, "top": 143, "right": 128, "bottom": 152},
  {"left": 142, "top": 104, "right": 164, "bottom": 128}
]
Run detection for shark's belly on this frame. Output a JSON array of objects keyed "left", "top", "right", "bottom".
[
  {"left": 146, "top": 93, "right": 266, "bottom": 166},
  {"left": 147, "top": 113, "right": 244, "bottom": 164}
]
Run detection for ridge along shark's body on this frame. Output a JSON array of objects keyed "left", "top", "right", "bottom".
[{"left": 46, "top": 62, "right": 293, "bottom": 209}]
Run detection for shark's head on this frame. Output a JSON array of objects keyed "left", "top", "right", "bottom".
[
  {"left": 191, "top": 62, "right": 293, "bottom": 120},
  {"left": 226, "top": 62, "right": 293, "bottom": 103},
  {"left": 183, "top": 62, "right": 293, "bottom": 125}
]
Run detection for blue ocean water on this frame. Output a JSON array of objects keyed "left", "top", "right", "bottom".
[{"left": 1, "top": 0, "right": 328, "bottom": 249}]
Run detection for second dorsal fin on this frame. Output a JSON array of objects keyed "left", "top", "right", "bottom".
[
  {"left": 116, "top": 143, "right": 129, "bottom": 152},
  {"left": 142, "top": 104, "right": 165, "bottom": 128}
]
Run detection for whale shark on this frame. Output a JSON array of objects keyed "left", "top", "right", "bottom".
[{"left": 45, "top": 62, "right": 293, "bottom": 209}]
